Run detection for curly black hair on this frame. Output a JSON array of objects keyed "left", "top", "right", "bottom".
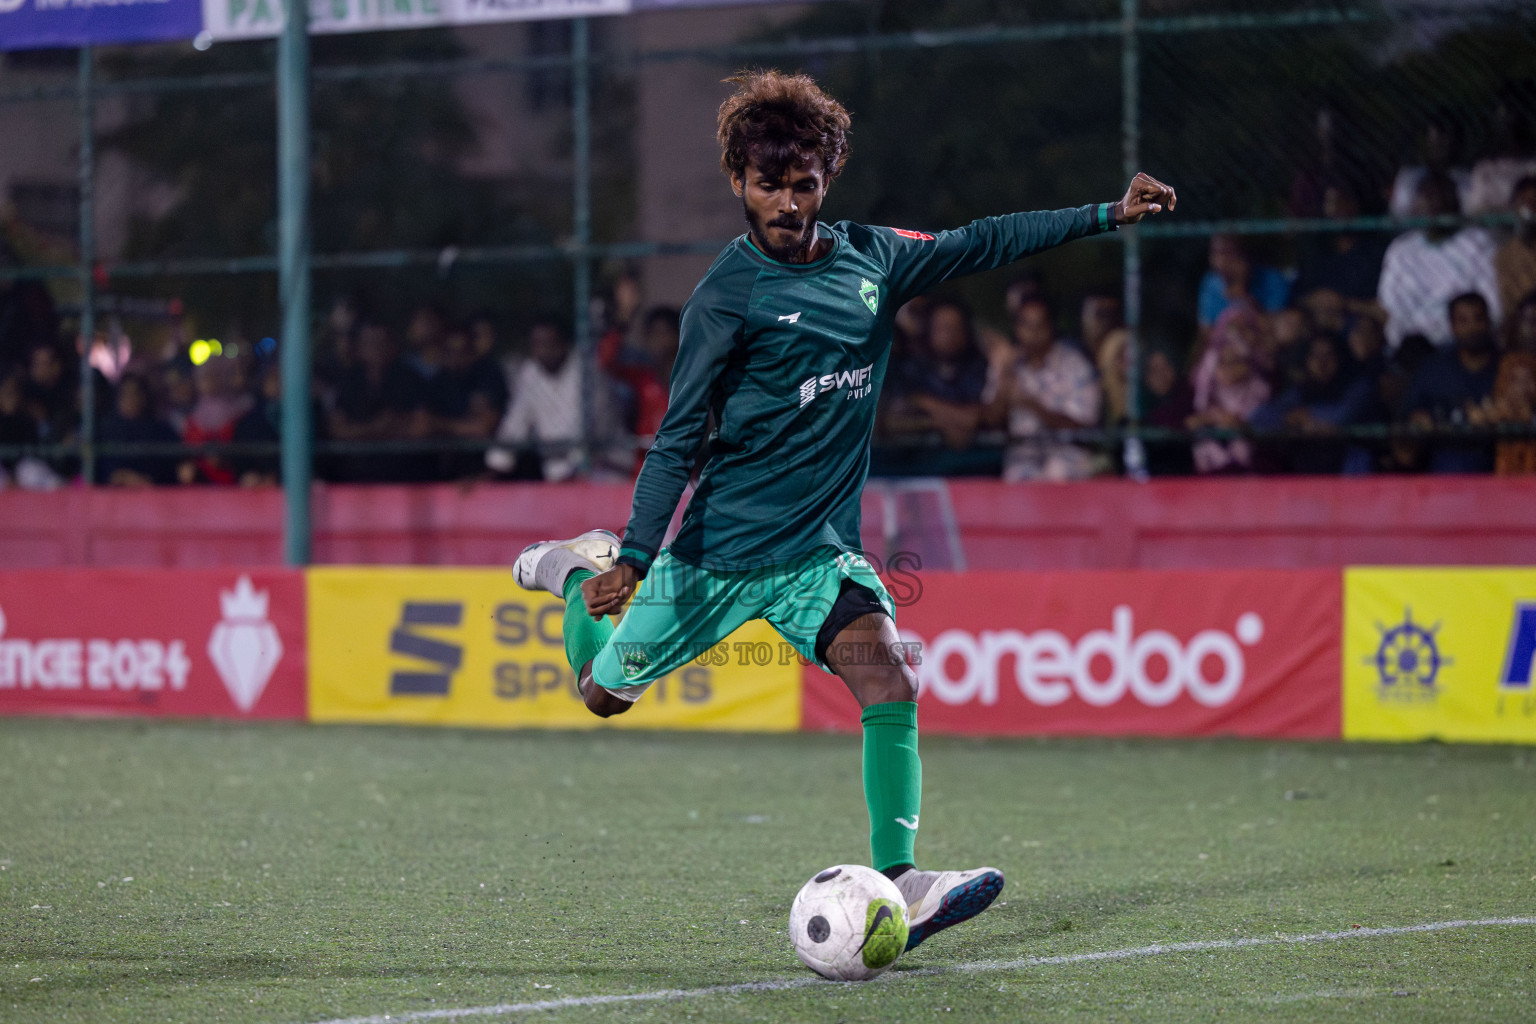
[{"left": 717, "top": 70, "right": 851, "bottom": 183}]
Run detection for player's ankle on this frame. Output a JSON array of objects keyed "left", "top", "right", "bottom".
[{"left": 881, "top": 863, "right": 916, "bottom": 882}]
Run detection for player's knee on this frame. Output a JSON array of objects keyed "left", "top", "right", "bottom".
[
  {"left": 577, "top": 664, "right": 632, "bottom": 718},
  {"left": 847, "top": 662, "right": 917, "bottom": 708},
  {"left": 584, "top": 684, "right": 633, "bottom": 718},
  {"left": 884, "top": 662, "right": 919, "bottom": 704}
]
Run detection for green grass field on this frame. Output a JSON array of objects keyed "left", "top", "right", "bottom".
[{"left": 1, "top": 718, "right": 1532, "bottom": 1024}]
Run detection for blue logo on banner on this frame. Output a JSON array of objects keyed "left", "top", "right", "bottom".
[
  {"left": 1370, "top": 608, "right": 1450, "bottom": 704},
  {"left": 1500, "top": 603, "right": 1536, "bottom": 692},
  {"left": 0, "top": 0, "right": 201, "bottom": 53}
]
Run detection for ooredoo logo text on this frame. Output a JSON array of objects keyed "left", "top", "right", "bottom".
[{"left": 904, "top": 606, "right": 1265, "bottom": 709}]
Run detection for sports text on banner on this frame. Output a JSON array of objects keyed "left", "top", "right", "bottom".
[{"left": 307, "top": 567, "right": 800, "bottom": 731}]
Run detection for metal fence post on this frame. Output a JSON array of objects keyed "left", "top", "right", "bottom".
[
  {"left": 77, "top": 45, "right": 96, "bottom": 486},
  {"left": 572, "top": 16, "right": 593, "bottom": 471},
  {"left": 1120, "top": 0, "right": 1146, "bottom": 480},
  {"left": 279, "top": 0, "right": 313, "bottom": 564}
]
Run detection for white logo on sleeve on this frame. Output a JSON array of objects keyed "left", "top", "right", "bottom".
[
  {"left": 778, "top": 311, "right": 802, "bottom": 323},
  {"left": 895, "top": 815, "right": 920, "bottom": 831},
  {"left": 207, "top": 575, "right": 284, "bottom": 712}
]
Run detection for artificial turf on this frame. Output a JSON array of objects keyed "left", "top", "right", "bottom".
[{"left": 0, "top": 718, "right": 1531, "bottom": 1023}]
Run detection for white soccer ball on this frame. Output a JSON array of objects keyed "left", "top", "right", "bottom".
[{"left": 788, "top": 864, "right": 910, "bottom": 981}]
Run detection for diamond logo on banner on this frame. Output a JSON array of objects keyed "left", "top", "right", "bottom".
[{"left": 207, "top": 575, "right": 283, "bottom": 712}]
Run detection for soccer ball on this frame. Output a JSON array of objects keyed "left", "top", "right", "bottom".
[{"left": 789, "top": 864, "right": 909, "bottom": 980}]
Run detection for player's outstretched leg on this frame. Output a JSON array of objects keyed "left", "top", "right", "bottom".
[
  {"left": 824, "top": 599, "right": 1004, "bottom": 952},
  {"left": 514, "top": 530, "right": 624, "bottom": 713},
  {"left": 891, "top": 866, "right": 1004, "bottom": 952}
]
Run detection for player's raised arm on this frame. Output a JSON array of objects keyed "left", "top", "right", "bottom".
[{"left": 881, "top": 172, "right": 1177, "bottom": 301}]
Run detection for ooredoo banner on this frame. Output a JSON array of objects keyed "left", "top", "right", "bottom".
[
  {"left": 801, "top": 570, "right": 1341, "bottom": 738},
  {"left": 307, "top": 567, "right": 801, "bottom": 731},
  {"left": 1344, "top": 567, "right": 1536, "bottom": 744},
  {"left": 0, "top": 570, "right": 305, "bottom": 719}
]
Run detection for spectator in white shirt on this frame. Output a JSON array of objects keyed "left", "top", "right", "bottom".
[
  {"left": 985, "top": 297, "right": 1102, "bottom": 482},
  {"left": 1464, "top": 83, "right": 1536, "bottom": 217},
  {"left": 1378, "top": 171, "right": 1501, "bottom": 349},
  {"left": 1388, "top": 111, "right": 1471, "bottom": 220},
  {"left": 486, "top": 319, "right": 624, "bottom": 482}
]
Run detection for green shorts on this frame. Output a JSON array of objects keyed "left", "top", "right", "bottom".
[{"left": 589, "top": 546, "right": 895, "bottom": 700}]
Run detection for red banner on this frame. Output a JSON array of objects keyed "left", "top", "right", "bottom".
[
  {"left": 803, "top": 570, "right": 1341, "bottom": 738},
  {"left": 0, "top": 570, "right": 305, "bottom": 719}
]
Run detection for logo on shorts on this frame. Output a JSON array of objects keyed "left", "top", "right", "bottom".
[
  {"left": 858, "top": 278, "right": 880, "bottom": 315},
  {"left": 620, "top": 647, "right": 652, "bottom": 680}
]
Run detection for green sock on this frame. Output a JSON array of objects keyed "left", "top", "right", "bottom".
[
  {"left": 561, "top": 570, "right": 614, "bottom": 675},
  {"left": 861, "top": 701, "right": 922, "bottom": 873}
]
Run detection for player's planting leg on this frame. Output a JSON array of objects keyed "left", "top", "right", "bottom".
[
  {"left": 825, "top": 605, "right": 1004, "bottom": 952},
  {"left": 860, "top": 700, "right": 922, "bottom": 874}
]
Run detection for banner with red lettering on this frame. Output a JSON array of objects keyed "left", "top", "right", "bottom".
[
  {"left": 0, "top": 570, "right": 305, "bottom": 719},
  {"left": 802, "top": 570, "right": 1341, "bottom": 738}
]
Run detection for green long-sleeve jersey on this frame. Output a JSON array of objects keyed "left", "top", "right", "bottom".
[{"left": 616, "top": 202, "right": 1118, "bottom": 575}]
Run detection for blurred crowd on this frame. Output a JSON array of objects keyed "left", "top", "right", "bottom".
[
  {"left": 2, "top": 93, "right": 1536, "bottom": 488},
  {"left": 0, "top": 285, "right": 684, "bottom": 488},
  {"left": 878, "top": 94, "right": 1536, "bottom": 480}
]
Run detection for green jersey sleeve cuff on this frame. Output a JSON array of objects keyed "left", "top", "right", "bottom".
[
  {"left": 617, "top": 544, "right": 656, "bottom": 579},
  {"left": 1096, "top": 202, "right": 1118, "bottom": 233}
]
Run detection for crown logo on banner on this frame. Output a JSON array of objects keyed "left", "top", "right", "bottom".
[
  {"left": 208, "top": 575, "right": 283, "bottom": 713},
  {"left": 218, "top": 575, "right": 270, "bottom": 621}
]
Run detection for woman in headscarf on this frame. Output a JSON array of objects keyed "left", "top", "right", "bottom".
[{"left": 1188, "top": 305, "right": 1271, "bottom": 473}]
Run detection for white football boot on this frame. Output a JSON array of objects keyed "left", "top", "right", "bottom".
[
  {"left": 513, "top": 529, "right": 621, "bottom": 594},
  {"left": 893, "top": 866, "right": 1005, "bottom": 951}
]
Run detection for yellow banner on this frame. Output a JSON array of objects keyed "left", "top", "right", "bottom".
[
  {"left": 1344, "top": 568, "right": 1536, "bottom": 743},
  {"left": 308, "top": 568, "right": 800, "bottom": 731}
]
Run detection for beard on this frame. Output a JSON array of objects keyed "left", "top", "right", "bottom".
[{"left": 743, "top": 195, "right": 818, "bottom": 263}]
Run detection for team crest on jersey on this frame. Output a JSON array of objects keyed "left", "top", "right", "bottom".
[{"left": 859, "top": 278, "right": 880, "bottom": 315}]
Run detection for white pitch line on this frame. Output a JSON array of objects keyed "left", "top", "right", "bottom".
[{"left": 304, "top": 916, "right": 1536, "bottom": 1024}]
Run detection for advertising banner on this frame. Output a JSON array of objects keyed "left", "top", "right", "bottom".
[
  {"left": 0, "top": 570, "right": 306, "bottom": 719},
  {"left": 801, "top": 570, "right": 1341, "bottom": 738},
  {"left": 1344, "top": 568, "right": 1536, "bottom": 744},
  {"left": 0, "top": 0, "right": 202, "bottom": 51},
  {"left": 202, "top": 0, "right": 630, "bottom": 42},
  {"left": 308, "top": 567, "right": 799, "bottom": 731}
]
